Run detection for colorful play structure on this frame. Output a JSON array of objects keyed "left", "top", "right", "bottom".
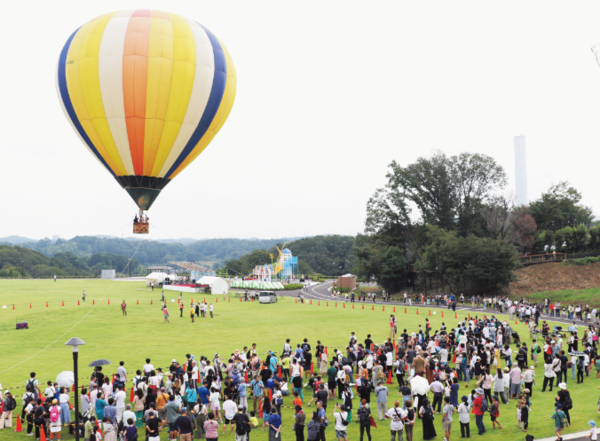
[{"left": 246, "top": 245, "right": 298, "bottom": 282}]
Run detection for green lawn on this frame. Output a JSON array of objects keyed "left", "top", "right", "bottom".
[
  {"left": 519, "top": 287, "right": 600, "bottom": 307},
  {"left": 0, "top": 279, "right": 598, "bottom": 441}
]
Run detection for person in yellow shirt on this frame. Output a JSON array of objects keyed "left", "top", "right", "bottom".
[
  {"left": 191, "top": 306, "right": 195, "bottom": 323},
  {"left": 281, "top": 355, "right": 291, "bottom": 381}
]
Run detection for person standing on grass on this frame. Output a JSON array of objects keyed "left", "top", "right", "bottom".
[
  {"left": 357, "top": 399, "right": 372, "bottom": 441},
  {"left": 332, "top": 403, "right": 348, "bottom": 441},
  {"left": 191, "top": 305, "right": 195, "bottom": 323},
  {"left": 549, "top": 403, "right": 569, "bottom": 441},
  {"left": 82, "top": 291, "right": 86, "bottom": 302},
  {"left": 375, "top": 380, "right": 389, "bottom": 421},
  {"left": 180, "top": 300, "right": 184, "bottom": 317},
  {"left": 489, "top": 395, "right": 502, "bottom": 430},
  {"left": 385, "top": 400, "right": 407, "bottom": 441},
  {"left": 122, "top": 300, "right": 127, "bottom": 316},
  {"left": 471, "top": 388, "right": 486, "bottom": 435},
  {"left": 210, "top": 303, "right": 214, "bottom": 318},
  {"left": 163, "top": 306, "right": 170, "bottom": 323},
  {"left": 176, "top": 407, "right": 195, "bottom": 441},
  {"left": 457, "top": 396, "right": 470, "bottom": 439},
  {"left": 442, "top": 396, "right": 454, "bottom": 441}
]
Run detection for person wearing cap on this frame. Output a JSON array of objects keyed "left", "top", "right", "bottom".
[
  {"left": 457, "top": 395, "right": 470, "bottom": 438},
  {"left": 587, "top": 420, "right": 597, "bottom": 440},
  {"left": 549, "top": 402, "right": 569, "bottom": 440},
  {"left": 472, "top": 388, "right": 486, "bottom": 435},
  {"left": 175, "top": 407, "right": 194, "bottom": 441},
  {"left": 556, "top": 383, "right": 572, "bottom": 426},
  {"left": 232, "top": 405, "right": 250, "bottom": 441},
  {"left": 374, "top": 380, "right": 389, "bottom": 421}
]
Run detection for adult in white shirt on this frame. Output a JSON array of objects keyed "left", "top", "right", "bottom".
[
  {"left": 122, "top": 404, "right": 136, "bottom": 425},
  {"left": 118, "top": 362, "right": 127, "bottom": 384},
  {"left": 333, "top": 404, "right": 349, "bottom": 441},
  {"left": 90, "top": 386, "right": 99, "bottom": 417},
  {"left": 222, "top": 398, "right": 237, "bottom": 434},
  {"left": 114, "top": 386, "right": 127, "bottom": 421},
  {"left": 143, "top": 359, "right": 155, "bottom": 377},
  {"left": 44, "top": 382, "right": 56, "bottom": 398},
  {"left": 385, "top": 401, "right": 407, "bottom": 441},
  {"left": 366, "top": 354, "right": 374, "bottom": 370}
]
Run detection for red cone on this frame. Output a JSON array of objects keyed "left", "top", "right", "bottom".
[
  {"left": 393, "top": 307, "right": 396, "bottom": 312},
  {"left": 335, "top": 302, "right": 337, "bottom": 307},
  {"left": 372, "top": 305, "right": 374, "bottom": 311},
  {"left": 14, "top": 416, "right": 23, "bottom": 432},
  {"left": 352, "top": 304, "right": 354, "bottom": 309},
  {"left": 325, "top": 347, "right": 328, "bottom": 355},
  {"left": 259, "top": 402, "right": 263, "bottom": 418},
  {"left": 30, "top": 303, "right": 31, "bottom": 308},
  {"left": 240, "top": 297, "right": 242, "bottom": 302},
  {"left": 137, "top": 300, "right": 139, "bottom": 305},
  {"left": 93, "top": 300, "right": 95, "bottom": 305},
  {"left": 40, "top": 425, "right": 47, "bottom": 441},
  {"left": 310, "top": 300, "right": 312, "bottom": 305},
  {"left": 244, "top": 371, "right": 249, "bottom": 382},
  {"left": 343, "top": 303, "right": 345, "bottom": 309},
  {"left": 429, "top": 310, "right": 431, "bottom": 316},
  {"left": 151, "top": 299, "right": 153, "bottom": 305},
  {"left": 12, "top": 304, "right": 15, "bottom": 310},
  {"left": 228, "top": 298, "right": 230, "bottom": 302},
  {"left": 78, "top": 300, "right": 80, "bottom": 306},
  {"left": 130, "top": 387, "right": 135, "bottom": 402},
  {"left": 404, "top": 308, "right": 407, "bottom": 313},
  {"left": 62, "top": 301, "right": 64, "bottom": 306},
  {"left": 108, "top": 299, "right": 110, "bottom": 304},
  {"left": 386, "top": 369, "right": 393, "bottom": 385},
  {"left": 441, "top": 312, "right": 444, "bottom": 318},
  {"left": 455, "top": 312, "right": 457, "bottom": 319},
  {"left": 362, "top": 304, "right": 364, "bottom": 310},
  {"left": 326, "top": 302, "right": 328, "bottom": 307},
  {"left": 318, "top": 301, "right": 320, "bottom": 306},
  {"left": 310, "top": 362, "right": 314, "bottom": 373},
  {"left": 382, "top": 306, "right": 385, "bottom": 312},
  {"left": 416, "top": 309, "right": 419, "bottom": 314},
  {"left": 46, "top": 302, "right": 48, "bottom": 307}
]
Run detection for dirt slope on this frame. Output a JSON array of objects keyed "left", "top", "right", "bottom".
[{"left": 509, "top": 261, "right": 600, "bottom": 296}]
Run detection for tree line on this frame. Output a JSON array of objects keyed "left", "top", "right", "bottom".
[{"left": 354, "top": 151, "right": 596, "bottom": 295}]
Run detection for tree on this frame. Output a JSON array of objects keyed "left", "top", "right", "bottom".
[
  {"left": 377, "top": 246, "right": 408, "bottom": 294},
  {"left": 530, "top": 181, "right": 594, "bottom": 231},
  {"left": 371, "top": 151, "right": 507, "bottom": 240},
  {"left": 353, "top": 235, "right": 408, "bottom": 293}
]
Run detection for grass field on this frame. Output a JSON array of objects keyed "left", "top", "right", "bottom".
[
  {"left": 0, "top": 279, "right": 598, "bottom": 441},
  {"left": 521, "top": 287, "right": 600, "bottom": 306}
]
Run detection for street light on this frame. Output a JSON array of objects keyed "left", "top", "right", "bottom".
[{"left": 65, "top": 337, "right": 86, "bottom": 441}]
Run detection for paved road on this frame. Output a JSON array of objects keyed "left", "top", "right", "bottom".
[{"left": 281, "top": 281, "right": 585, "bottom": 329}]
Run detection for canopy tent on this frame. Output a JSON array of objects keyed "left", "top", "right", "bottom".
[
  {"left": 196, "top": 276, "right": 229, "bottom": 295},
  {"left": 145, "top": 272, "right": 178, "bottom": 285},
  {"left": 229, "top": 280, "right": 285, "bottom": 290}
]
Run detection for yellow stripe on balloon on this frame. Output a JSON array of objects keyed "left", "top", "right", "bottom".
[
  {"left": 150, "top": 13, "right": 196, "bottom": 176},
  {"left": 66, "top": 19, "right": 121, "bottom": 176},
  {"left": 79, "top": 12, "right": 128, "bottom": 176},
  {"left": 169, "top": 38, "right": 236, "bottom": 179},
  {"left": 143, "top": 11, "right": 174, "bottom": 176}
]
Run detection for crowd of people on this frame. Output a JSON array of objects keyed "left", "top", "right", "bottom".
[{"left": 2, "top": 295, "right": 600, "bottom": 441}]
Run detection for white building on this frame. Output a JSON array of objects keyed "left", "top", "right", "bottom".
[{"left": 514, "top": 135, "right": 528, "bottom": 206}]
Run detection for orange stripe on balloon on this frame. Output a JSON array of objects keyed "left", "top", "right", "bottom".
[{"left": 123, "top": 9, "right": 151, "bottom": 175}]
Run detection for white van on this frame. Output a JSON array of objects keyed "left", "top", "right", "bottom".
[{"left": 259, "top": 291, "right": 278, "bottom": 304}]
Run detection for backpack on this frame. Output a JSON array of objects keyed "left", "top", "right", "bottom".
[
  {"left": 50, "top": 406, "right": 60, "bottom": 423},
  {"left": 341, "top": 412, "right": 350, "bottom": 426},
  {"left": 480, "top": 398, "right": 489, "bottom": 413},
  {"left": 376, "top": 369, "right": 385, "bottom": 381},
  {"left": 396, "top": 360, "right": 405, "bottom": 373},
  {"left": 423, "top": 406, "right": 435, "bottom": 422},
  {"left": 358, "top": 407, "right": 370, "bottom": 425},
  {"left": 23, "top": 392, "right": 35, "bottom": 407},
  {"left": 535, "top": 345, "right": 542, "bottom": 354},
  {"left": 563, "top": 394, "right": 573, "bottom": 410},
  {"left": 5, "top": 396, "right": 17, "bottom": 411},
  {"left": 235, "top": 416, "right": 248, "bottom": 435}
]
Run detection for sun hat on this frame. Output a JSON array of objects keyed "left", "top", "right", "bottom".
[
  {"left": 559, "top": 383, "right": 567, "bottom": 390},
  {"left": 475, "top": 388, "right": 484, "bottom": 395},
  {"left": 172, "top": 359, "right": 177, "bottom": 363},
  {"left": 589, "top": 421, "right": 597, "bottom": 428}
]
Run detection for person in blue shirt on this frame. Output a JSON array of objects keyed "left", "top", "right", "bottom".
[
  {"left": 268, "top": 407, "right": 282, "bottom": 441},
  {"left": 186, "top": 384, "right": 197, "bottom": 405},
  {"left": 104, "top": 397, "right": 117, "bottom": 422},
  {"left": 238, "top": 382, "right": 248, "bottom": 410},
  {"left": 269, "top": 353, "right": 279, "bottom": 373},
  {"left": 295, "top": 345, "right": 305, "bottom": 361},
  {"left": 197, "top": 381, "right": 210, "bottom": 404}
]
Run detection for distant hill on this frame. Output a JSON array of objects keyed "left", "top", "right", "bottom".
[
  {"left": 16, "top": 236, "right": 305, "bottom": 268},
  {"left": 0, "top": 235, "right": 35, "bottom": 244}
]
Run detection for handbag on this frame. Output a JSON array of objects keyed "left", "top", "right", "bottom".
[
  {"left": 68, "top": 402, "right": 74, "bottom": 410},
  {"left": 369, "top": 416, "right": 377, "bottom": 428}
]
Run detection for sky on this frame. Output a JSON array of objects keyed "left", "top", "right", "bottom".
[{"left": 2, "top": 1, "right": 600, "bottom": 241}]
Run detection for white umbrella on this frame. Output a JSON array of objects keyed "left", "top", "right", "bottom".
[
  {"left": 410, "top": 375, "right": 430, "bottom": 395},
  {"left": 56, "top": 371, "right": 75, "bottom": 388}
]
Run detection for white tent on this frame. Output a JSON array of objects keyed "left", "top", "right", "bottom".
[
  {"left": 145, "top": 272, "right": 178, "bottom": 285},
  {"left": 197, "top": 276, "right": 229, "bottom": 295}
]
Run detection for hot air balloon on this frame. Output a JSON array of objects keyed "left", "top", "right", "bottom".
[{"left": 56, "top": 10, "right": 236, "bottom": 233}]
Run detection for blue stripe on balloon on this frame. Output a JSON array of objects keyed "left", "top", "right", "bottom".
[
  {"left": 165, "top": 23, "right": 226, "bottom": 179},
  {"left": 57, "top": 27, "right": 116, "bottom": 178}
]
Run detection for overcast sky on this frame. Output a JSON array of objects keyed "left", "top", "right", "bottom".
[{"left": 2, "top": 1, "right": 600, "bottom": 241}]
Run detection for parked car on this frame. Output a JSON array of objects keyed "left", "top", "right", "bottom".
[{"left": 259, "top": 291, "right": 278, "bottom": 304}]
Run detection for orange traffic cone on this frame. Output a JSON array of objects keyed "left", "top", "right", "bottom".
[
  {"left": 62, "top": 301, "right": 64, "bottom": 306},
  {"left": 441, "top": 312, "right": 444, "bottom": 318},
  {"left": 515, "top": 320, "right": 518, "bottom": 324},
  {"left": 382, "top": 306, "right": 385, "bottom": 312},
  {"left": 362, "top": 304, "right": 364, "bottom": 310},
  {"left": 386, "top": 369, "right": 393, "bottom": 385},
  {"left": 12, "top": 304, "right": 15, "bottom": 310},
  {"left": 46, "top": 302, "right": 48, "bottom": 307},
  {"left": 318, "top": 301, "right": 320, "bottom": 306},
  {"left": 245, "top": 370, "right": 249, "bottom": 382},
  {"left": 108, "top": 299, "right": 110, "bottom": 304},
  {"left": 405, "top": 308, "right": 407, "bottom": 313},
  {"left": 93, "top": 299, "right": 95, "bottom": 305},
  {"left": 343, "top": 303, "right": 345, "bottom": 308},
  {"left": 151, "top": 299, "right": 153, "bottom": 304},
  {"left": 468, "top": 314, "right": 471, "bottom": 320},
  {"left": 335, "top": 302, "right": 337, "bottom": 307},
  {"left": 130, "top": 387, "right": 135, "bottom": 402},
  {"left": 310, "top": 300, "right": 312, "bottom": 305},
  {"left": 393, "top": 307, "right": 396, "bottom": 312},
  {"left": 372, "top": 305, "right": 374, "bottom": 311},
  {"left": 30, "top": 303, "right": 32, "bottom": 308},
  {"left": 325, "top": 346, "right": 329, "bottom": 355},
  {"left": 259, "top": 402, "right": 263, "bottom": 418},
  {"left": 137, "top": 300, "right": 139, "bottom": 305},
  {"left": 310, "top": 362, "right": 314, "bottom": 373},
  {"left": 326, "top": 302, "right": 328, "bottom": 307},
  {"left": 228, "top": 298, "right": 230, "bottom": 302},
  {"left": 240, "top": 297, "right": 242, "bottom": 302},
  {"left": 295, "top": 299, "right": 298, "bottom": 304},
  {"left": 14, "top": 416, "right": 23, "bottom": 432},
  {"left": 78, "top": 300, "right": 80, "bottom": 306},
  {"left": 429, "top": 310, "right": 431, "bottom": 316},
  {"left": 40, "top": 425, "right": 47, "bottom": 441},
  {"left": 416, "top": 309, "right": 419, "bottom": 315},
  {"left": 352, "top": 304, "right": 354, "bottom": 309},
  {"left": 455, "top": 312, "right": 457, "bottom": 319}
]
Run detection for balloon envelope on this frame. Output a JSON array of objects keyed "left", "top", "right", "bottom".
[{"left": 57, "top": 10, "right": 236, "bottom": 210}]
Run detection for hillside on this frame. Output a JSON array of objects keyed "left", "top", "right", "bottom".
[{"left": 509, "top": 261, "right": 600, "bottom": 296}]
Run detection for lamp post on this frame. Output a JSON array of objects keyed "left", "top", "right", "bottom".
[{"left": 65, "top": 337, "right": 86, "bottom": 441}]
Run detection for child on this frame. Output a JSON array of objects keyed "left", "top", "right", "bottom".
[
  {"left": 490, "top": 395, "right": 502, "bottom": 430},
  {"left": 549, "top": 403, "right": 569, "bottom": 440},
  {"left": 587, "top": 420, "right": 597, "bottom": 440},
  {"left": 292, "top": 391, "right": 303, "bottom": 411}
]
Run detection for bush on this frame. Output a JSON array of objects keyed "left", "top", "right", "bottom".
[
  {"left": 283, "top": 283, "right": 304, "bottom": 290},
  {"left": 318, "top": 278, "right": 325, "bottom": 282},
  {"left": 563, "top": 256, "right": 600, "bottom": 266}
]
